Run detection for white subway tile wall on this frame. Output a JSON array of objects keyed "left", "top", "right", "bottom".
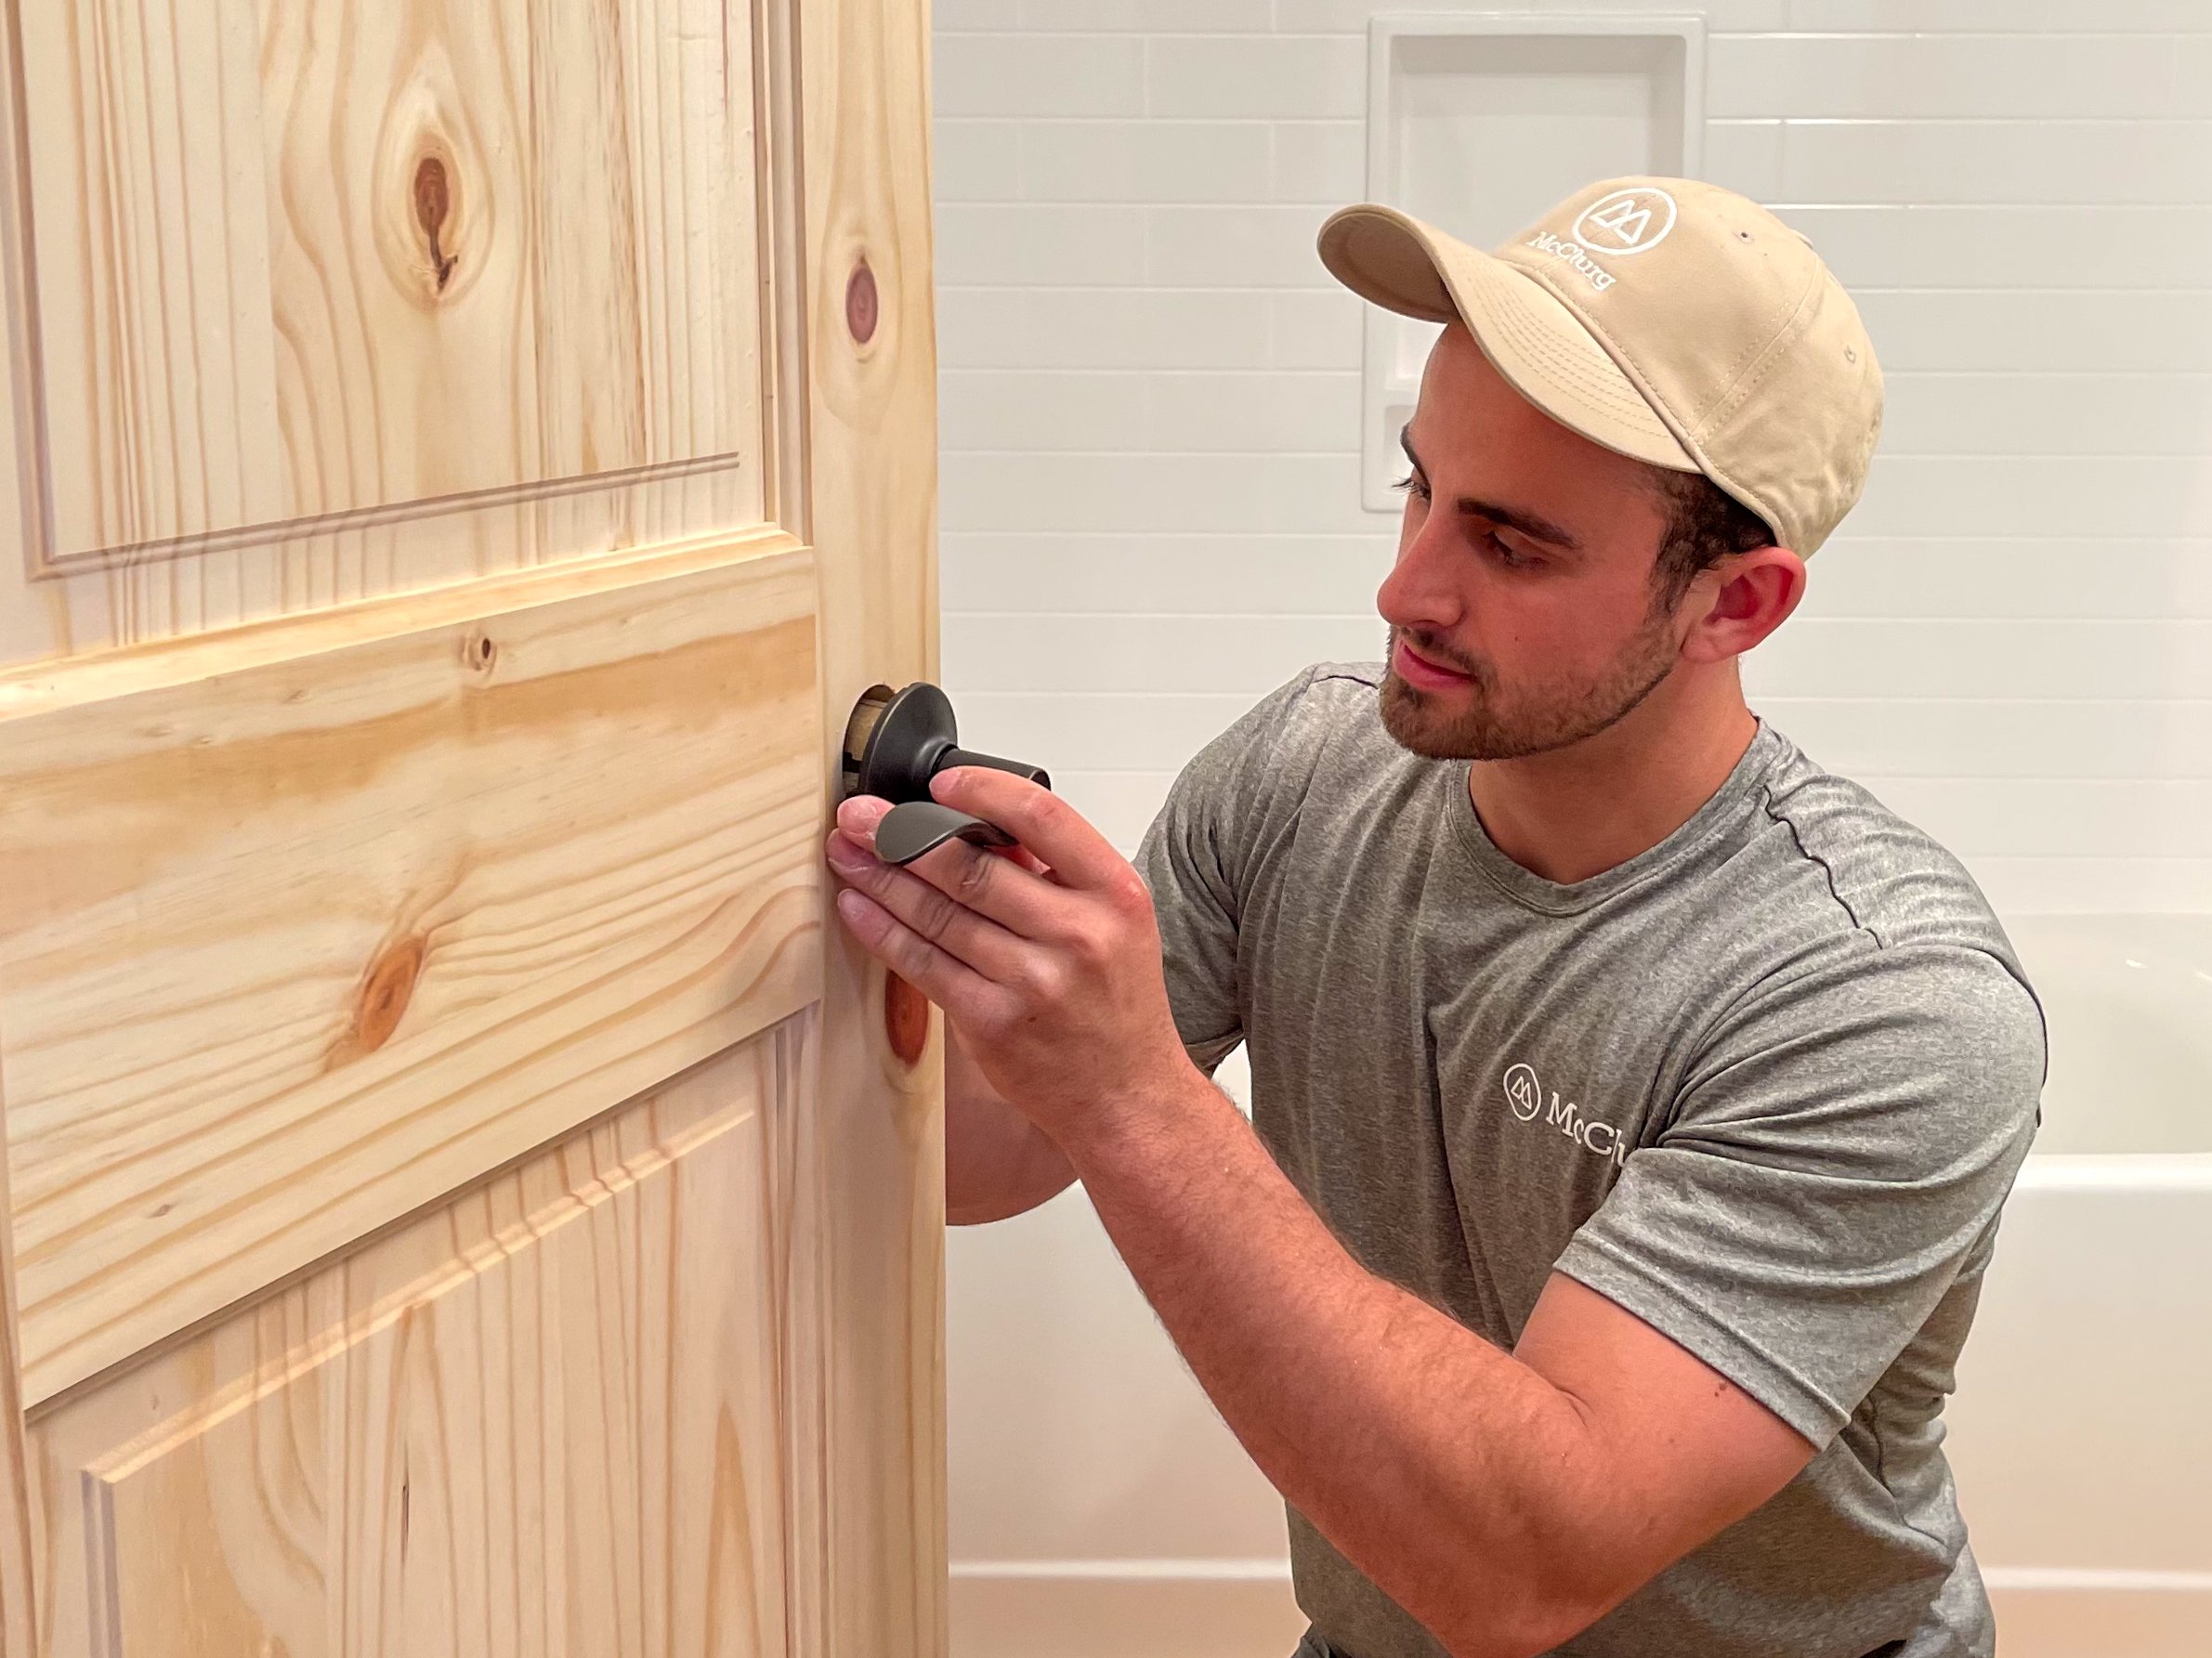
[
  {"left": 936, "top": 5, "right": 2212, "bottom": 1640},
  {"left": 936, "top": 2, "right": 2212, "bottom": 918}
]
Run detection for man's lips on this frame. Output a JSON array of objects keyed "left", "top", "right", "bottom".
[{"left": 1393, "top": 636, "right": 1473, "bottom": 691}]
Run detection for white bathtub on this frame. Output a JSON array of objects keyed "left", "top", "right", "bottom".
[{"left": 1945, "top": 914, "right": 2212, "bottom": 1658}]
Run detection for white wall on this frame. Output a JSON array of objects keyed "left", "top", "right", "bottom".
[{"left": 931, "top": 3, "right": 2212, "bottom": 1651}]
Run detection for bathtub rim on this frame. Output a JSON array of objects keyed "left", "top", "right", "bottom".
[{"left": 2012, "top": 1153, "right": 2212, "bottom": 1192}]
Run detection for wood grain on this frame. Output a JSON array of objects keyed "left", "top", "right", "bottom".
[
  {"left": 788, "top": 0, "right": 948, "bottom": 1646},
  {"left": 27, "top": 1018, "right": 805, "bottom": 1658},
  {"left": 10, "top": 0, "right": 761, "bottom": 563},
  {"left": 0, "top": 0, "right": 770, "bottom": 672},
  {"left": 0, "top": 1049, "right": 35, "bottom": 1657},
  {"left": 0, "top": 542, "right": 823, "bottom": 1404}
]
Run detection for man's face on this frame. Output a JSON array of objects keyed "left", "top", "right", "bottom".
[{"left": 1377, "top": 321, "right": 1693, "bottom": 762}]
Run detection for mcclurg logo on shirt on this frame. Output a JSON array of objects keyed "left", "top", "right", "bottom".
[{"left": 1502, "top": 1062, "right": 1630, "bottom": 1168}]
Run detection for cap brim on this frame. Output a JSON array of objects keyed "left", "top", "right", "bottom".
[{"left": 1318, "top": 203, "right": 1698, "bottom": 473}]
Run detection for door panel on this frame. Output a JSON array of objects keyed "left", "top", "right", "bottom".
[
  {"left": 0, "top": 539, "right": 821, "bottom": 1406},
  {"left": 10, "top": 0, "right": 763, "bottom": 568},
  {"left": 27, "top": 1015, "right": 806, "bottom": 1658}
]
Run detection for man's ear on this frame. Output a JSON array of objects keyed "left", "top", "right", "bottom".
[{"left": 1682, "top": 547, "right": 1805, "bottom": 663}]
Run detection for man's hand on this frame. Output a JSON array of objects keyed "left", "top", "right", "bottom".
[{"left": 824, "top": 766, "right": 1198, "bottom": 1155}]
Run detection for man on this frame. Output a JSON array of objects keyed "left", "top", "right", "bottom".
[{"left": 823, "top": 176, "right": 2047, "bottom": 1658}]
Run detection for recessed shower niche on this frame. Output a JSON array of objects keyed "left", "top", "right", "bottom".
[{"left": 1359, "top": 15, "right": 1705, "bottom": 509}]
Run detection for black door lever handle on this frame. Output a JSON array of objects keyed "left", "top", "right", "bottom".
[
  {"left": 872, "top": 801, "right": 1019, "bottom": 866},
  {"left": 840, "top": 682, "right": 1051, "bottom": 866}
]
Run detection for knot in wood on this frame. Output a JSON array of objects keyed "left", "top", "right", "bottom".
[
  {"left": 413, "top": 155, "right": 459, "bottom": 294},
  {"left": 354, "top": 935, "right": 426, "bottom": 1054},
  {"left": 461, "top": 628, "right": 498, "bottom": 674},
  {"left": 844, "top": 260, "right": 879, "bottom": 345},
  {"left": 883, "top": 971, "right": 929, "bottom": 1065}
]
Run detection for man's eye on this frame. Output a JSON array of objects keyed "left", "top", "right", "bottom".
[
  {"left": 1481, "top": 530, "right": 1537, "bottom": 569},
  {"left": 1394, "top": 472, "right": 1430, "bottom": 501}
]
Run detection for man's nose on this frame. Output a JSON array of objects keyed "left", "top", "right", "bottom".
[{"left": 1377, "top": 518, "right": 1463, "bottom": 633}]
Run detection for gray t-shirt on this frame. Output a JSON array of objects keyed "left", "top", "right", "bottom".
[{"left": 1134, "top": 663, "right": 2048, "bottom": 1658}]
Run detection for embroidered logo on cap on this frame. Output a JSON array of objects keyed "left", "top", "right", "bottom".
[
  {"left": 1524, "top": 233, "right": 1616, "bottom": 293},
  {"left": 1572, "top": 188, "right": 1679, "bottom": 257}
]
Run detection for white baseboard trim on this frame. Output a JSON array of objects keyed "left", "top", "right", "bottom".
[
  {"left": 949, "top": 1561, "right": 2212, "bottom": 1658},
  {"left": 1984, "top": 1568, "right": 2212, "bottom": 1592}
]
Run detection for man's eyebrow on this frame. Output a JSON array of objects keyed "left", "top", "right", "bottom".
[{"left": 1398, "top": 426, "right": 1584, "bottom": 554}]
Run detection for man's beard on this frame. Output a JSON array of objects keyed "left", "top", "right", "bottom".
[{"left": 1378, "top": 608, "right": 1682, "bottom": 762}]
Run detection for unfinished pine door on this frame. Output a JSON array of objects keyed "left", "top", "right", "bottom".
[{"left": 0, "top": 0, "right": 944, "bottom": 1653}]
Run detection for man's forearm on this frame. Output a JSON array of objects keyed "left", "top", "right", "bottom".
[
  {"left": 1066, "top": 1066, "right": 1614, "bottom": 1658},
  {"left": 946, "top": 1026, "right": 1078, "bottom": 1223}
]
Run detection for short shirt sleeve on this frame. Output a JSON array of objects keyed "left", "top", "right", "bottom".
[
  {"left": 1552, "top": 942, "right": 2047, "bottom": 1446},
  {"left": 1134, "top": 666, "right": 1339, "bottom": 1075}
]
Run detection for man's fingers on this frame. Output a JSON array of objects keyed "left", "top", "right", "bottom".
[
  {"left": 827, "top": 828, "right": 1038, "bottom": 976},
  {"left": 993, "top": 840, "right": 1053, "bottom": 878},
  {"left": 836, "top": 790, "right": 1068, "bottom": 934},
  {"left": 831, "top": 887, "right": 1002, "bottom": 1025},
  {"left": 837, "top": 794, "right": 892, "bottom": 841},
  {"left": 900, "top": 829, "right": 1084, "bottom": 937},
  {"left": 932, "top": 768, "right": 1145, "bottom": 902}
]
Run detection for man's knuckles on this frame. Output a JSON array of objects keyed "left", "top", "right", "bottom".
[
  {"left": 901, "top": 877, "right": 968, "bottom": 944},
  {"left": 1061, "top": 920, "right": 1117, "bottom": 969},
  {"left": 1099, "top": 868, "right": 1151, "bottom": 915}
]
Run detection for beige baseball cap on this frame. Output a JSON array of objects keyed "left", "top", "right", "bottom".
[{"left": 1316, "top": 176, "right": 1883, "bottom": 556}]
